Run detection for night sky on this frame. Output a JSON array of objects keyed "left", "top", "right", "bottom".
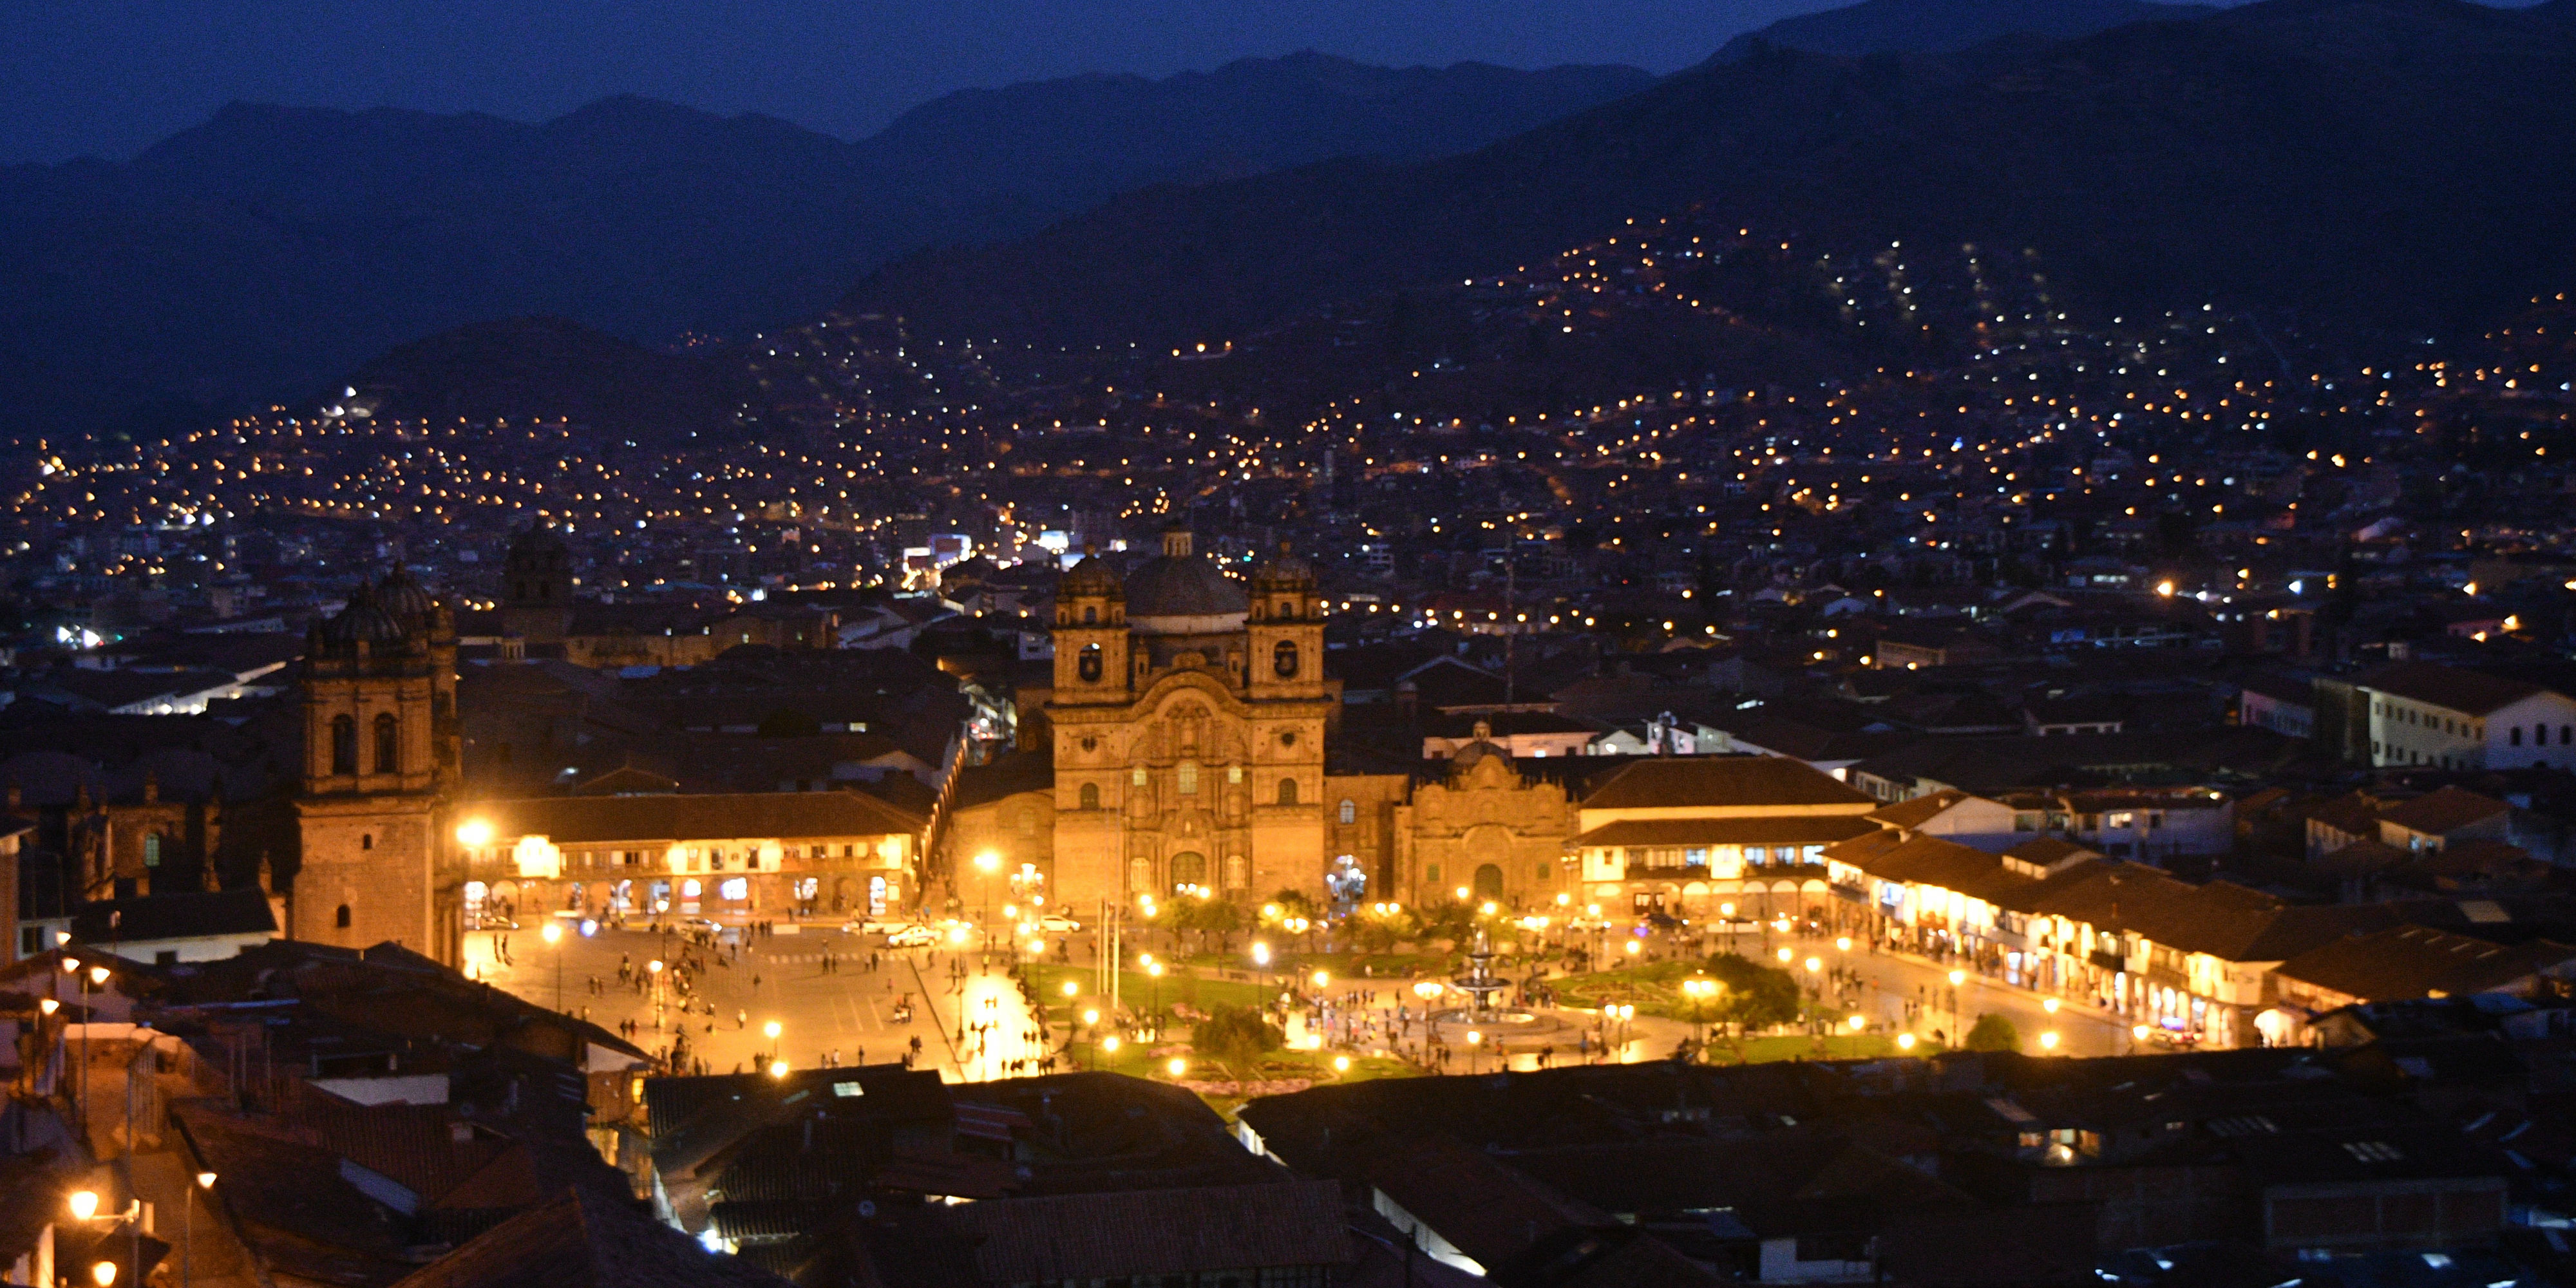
[{"left": 1, "top": 0, "right": 1845, "bottom": 165}]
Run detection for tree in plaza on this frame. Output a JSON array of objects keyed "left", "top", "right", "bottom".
[
  {"left": 1965, "top": 1012, "right": 2021, "bottom": 1052},
  {"left": 1193, "top": 1003, "right": 1283, "bottom": 1079},
  {"left": 1350, "top": 904, "right": 1419, "bottom": 953},
  {"left": 1193, "top": 898, "right": 1247, "bottom": 955}
]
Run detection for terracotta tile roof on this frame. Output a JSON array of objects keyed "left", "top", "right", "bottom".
[
  {"left": 388, "top": 1186, "right": 790, "bottom": 1288},
  {"left": 943, "top": 1180, "right": 1349, "bottom": 1282},
  {"left": 2002, "top": 837, "right": 2098, "bottom": 867},
  {"left": 2275, "top": 925, "right": 2576, "bottom": 1003},
  {"left": 2362, "top": 661, "right": 2547, "bottom": 716},
  {"left": 1828, "top": 833, "right": 2033, "bottom": 904},
  {"left": 1866, "top": 790, "right": 1970, "bottom": 829},
  {"left": 2376, "top": 786, "right": 2510, "bottom": 836},
  {"left": 472, "top": 791, "right": 923, "bottom": 846},
  {"left": 1580, "top": 757, "right": 1875, "bottom": 811},
  {"left": 1573, "top": 816, "right": 1883, "bottom": 849}
]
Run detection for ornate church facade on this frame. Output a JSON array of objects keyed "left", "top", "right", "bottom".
[
  {"left": 1043, "top": 529, "right": 1336, "bottom": 909},
  {"left": 1031, "top": 529, "right": 1580, "bottom": 913}
]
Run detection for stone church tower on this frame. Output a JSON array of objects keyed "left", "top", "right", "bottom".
[
  {"left": 290, "top": 572, "right": 462, "bottom": 963},
  {"left": 500, "top": 526, "right": 574, "bottom": 645},
  {"left": 1047, "top": 529, "right": 1334, "bottom": 912}
]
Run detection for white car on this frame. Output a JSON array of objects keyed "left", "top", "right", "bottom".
[
  {"left": 884, "top": 924, "right": 940, "bottom": 948},
  {"left": 1030, "top": 913, "right": 1083, "bottom": 934},
  {"left": 850, "top": 914, "right": 913, "bottom": 935}
]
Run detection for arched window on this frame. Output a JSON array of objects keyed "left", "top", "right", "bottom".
[
  {"left": 1273, "top": 639, "right": 1300, "bottom": 678},
  {"left": 1171, "top": 851, "right": 1207, "bottom": 887},
  {"left": 1339, "top": 799, "right": 1356, "bottom": 825},
  {"left": 1177, "top": 761, "right": 1199, "bottom": 795},
  {"left": 1079, "top": 782, "right": 1101, "bottom": 811},
  {"left": 330, "top": 715, "right": 357, "bottom": 775},
  {"left": 1278, "top": 600, "right": 1295, "bottom": 619},
  {"left": 335, "top": 904, "right": 352, "bottom": 929},
  {"left": 1083, "top": 605, "right": 1097, "bottom": 625},
  {"left": 1078, "top": 642, "right": 1103, "bottom": 682},
  {"left": 1223, "top": 854, "right": 1249, "bottom": 890},
  {"left": 1277, "top": 778, "right": 1299, "bottom": 806},
  {"left": 373, "top": 713, "right": 399, "bottom": 774}
]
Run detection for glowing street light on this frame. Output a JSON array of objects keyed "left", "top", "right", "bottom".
[
  {"left": 69, "top": 1191, "right": 99, "bottom": 1220},
  {"left": 455, "top": 819, "right": 493, "bottom": 848}
]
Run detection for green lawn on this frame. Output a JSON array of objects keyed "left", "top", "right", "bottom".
[
  {"left": 1025, "top": 962, "right": 1271, "bottom": 1021},
  {"left": 1552, "top": 960, "right": 1733, "bottom": 1019}
]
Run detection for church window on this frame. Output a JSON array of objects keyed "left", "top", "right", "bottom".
[
  {"left": 1017, "top": 805, "right": 1037, "bottom": 837},
  {"left": 1078, "top": 643, "right": 1103, "bottom": 682},
  {"left": 1280, "top": 730, "right": 1297, "bottom": 748},
  {"left": 335, "top": 905, "right": 352, "bottom": 929},
  {"left": 144, "top": 833, "right": 162, "bottom": 868},
  {"left": 1277, "top": 779, "right": 1299, "bottom": 806},
  {"left": 1224, "top": 854, "right": 1249, "bottom": 890},
  {"left": 1425, "top": 863, "right": 1441, "bottom": 886},
  {"left": 1227, "top": 764, "right": 1243, "bottom": 784},
  {"left": 1178, "top": 761, "right": 1199, "bottom": 795},
  {"left": 374, "top": 714, "right": 399, "bottom": 773},
  {"left": 1171, "top": 851, "right": 1207, "bottom": 887},
  {"left": 330, "top": 716, "right": 357, "bottom": 775},
  {"left": 1132, "top": 766, "right": 1148, "bottom": 786},
  {"left": 361, "top": 833, "right": 373, "bottom": 851},
  {"left": 1079, "top": 783, "right": 1101, "bottom": 810},
  {"left": 1083, "top": 605, "right": 1097, "bottom": 625},
  {"left": 1339, "top": 799, "right": 1356, "bottom": 825},
  {"left": 1278, "top": 600, "right": 1294, "bottom": 619},
  {"left": 1273, "top": 640, "right": 1300, "bottom": 678}
]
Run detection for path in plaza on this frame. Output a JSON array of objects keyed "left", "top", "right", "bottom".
[{"left": 464, "top": 922, "right": 1046, "bottom": 1081}]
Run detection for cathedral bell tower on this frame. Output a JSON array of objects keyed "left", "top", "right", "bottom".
[
  {"left": 1245, "top": 544, "right": 1325, "bottom": 703},
  {"left": 1051, "top": 551, "right": 1130, "bottom": 704},
  {"left": 292, "top": 577, "right": 457, "bottom": 962}
]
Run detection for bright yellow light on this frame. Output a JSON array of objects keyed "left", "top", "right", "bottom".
[
  {"left": 1333, "top": 1054, "right": 1351, "bottom": 1072},
  {"left": 1061, "top": 981, "right": 1078, "bottom": 996},
  {"left": 1102, "top": 1036, "right": 1121, "bottom": 1052},
  {"left": 1311, "top": 970, "right": 1329, "bottom": 988},
  {"left": 196, "top": 1172, "right": 216, "bottom": 1190},
  {"left": 764, "top": 1020, "right": 782, "bottom": 1040},
  {"left": 1251, "top": 942, "right": 1271, "bottom": 967},
  {"left": 1167, "top": 1057, "right": 1187, "bottom": 1077},
  {"left": 455, "top": 819, "right": 493, "bottom": 847},
  {"left": 1479, "top": 901, "right": 1497, "bottom": 916},
  {"left": 2155, "top": 580, "right": 2175, "bottom": 597},
  {"left": 1835, "top": 937, "right": 1852, "bottom": 952},
  {"left": 93, "top": 1262, "right": 116, "bottom": 1288},
  {"left": 540, "top": 921, "right": 562, "bottom": 944},
  {"left": 1947, "top": 970, "right": 1966, "bottom": 987},
  {"left": 647, "top": 959, "right": 663, "bottom": 974},
  {"left": 974, "top": 852, "right": 999, "bottom": 873},
  {"left": 61, "top": 957, "right": 79, "bottom": 974},
  {"left": 89, "top": 966, "right": 108, "bottom": 985},
  {"left": 1897, "top": 1034, "right": 1917, "bottom": 1050},
  {"left": 2043, "top": 998, "right": 2061, "bottom": 1014},
  {"left": 1847, "top": 1014, "right": 1866, "bottom": 1031},
  {"left": 1466, "top": 1030, "right": 1482, "bottom": 1045},
  {"left": 1719, "top": 903, "right": 1735, "bottom": 916},
  {"left": 768, "top": 1060, "right": 789, "bottom": 1077},
  {"left": 2132, "top": 1024, "right": 2152, "bottom": 1041},
  {"left": 1262, "top": 904, "right": 1280, "bottom": 919},
  {"left": 1624, "top": 940, "right": 1640, "bottom": 956},
  {"left": 1454, "top": 887, "right": 1470, "bottom": 902},
  {"left": 38, "top": 999, "right": 57, "bottom": 1016},
  {"left": 1777, "top": 947, "right": 1793, "bottom": 963},
  {"left": 1083, "top": 1009, "right": 1100, "bottom": 1025},
  {"left": 68, "top": 1191, "right": 99, "bottom": 1220},
  {"left": 1804, "top": 957, "right": 1822, "bottom": 973},
  {"left": 2040, "top": 1031, "right": 2061, "bottom": 1051}
]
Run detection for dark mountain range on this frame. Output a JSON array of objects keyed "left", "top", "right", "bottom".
[
  {"left": 846, "top": 0, "right": 2576, "bottom": 351},
  {"left": 1714, "top": 0, "right": 2216, "bottom": 60},
  {"left": 0, "top": 53, "right": 1649, "bottom": 439}
]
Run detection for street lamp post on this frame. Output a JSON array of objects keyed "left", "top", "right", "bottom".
[
  {"left": 764, "top": 1019, "right": 782, "bottom": 1068},
  {"left": 184, "top": 1171, "right": 215, "bottom": 1288},
  {"left": 1948, "top": 968, "right": 1967, "bottom": 1045},
  {"left": 973, "top": 852, "right": 1001, "bottom": 952},
  {"left": 1466, "top": 1028, "right": 1482, "bottom": 1075}
]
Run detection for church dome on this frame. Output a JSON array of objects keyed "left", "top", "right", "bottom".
[
  {"left": 1124, "top": 527, "right": 1247, "bottom": 629},
  {"left": 1450, "top": 720, "right": 1512, "bottom": 775},
  {"left": 319, "top": 582, "right": 410, "bottom": 647},
  {"left": 1251, "top": 542, "right": 1314, "bottom": 591},
  {"left": 1060, "top": 552, "right": 1123, "bottom": 599},
  {"left": 378, "top": 567, "right": 437, "bottom": 622}
]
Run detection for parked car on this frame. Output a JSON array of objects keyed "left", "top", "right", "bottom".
[
  {"left": 884, "top": 924, "right": 940, "bottom": 948},
  {"left": 1030, "top": 913, "right": 1083, "bottom": 933},
  {"left": 850, "top": 914, "right": 914, "bottom": 935}
]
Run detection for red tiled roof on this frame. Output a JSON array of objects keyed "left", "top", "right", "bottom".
[{"left": 2362, "top": 662, "right": 2546, "bottom": 716}]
